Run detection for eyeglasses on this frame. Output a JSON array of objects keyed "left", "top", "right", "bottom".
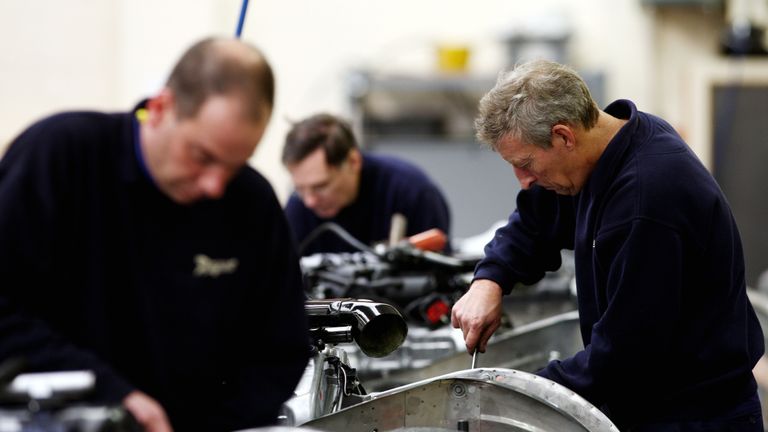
[{"left": 294, "top": 161, "right": 347, "bottom": 199}]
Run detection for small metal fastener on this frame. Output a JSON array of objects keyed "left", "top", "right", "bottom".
[{"left": 451, "top": 383, "right": 467, "bottom": 398}]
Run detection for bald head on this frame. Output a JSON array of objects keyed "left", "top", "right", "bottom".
[{"left": 166, "top": 37, "right": 274, "bottom": 122}]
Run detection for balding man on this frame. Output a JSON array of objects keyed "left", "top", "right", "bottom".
[{"left": 0, "top": 37, "right": 309, "bottom": 431}]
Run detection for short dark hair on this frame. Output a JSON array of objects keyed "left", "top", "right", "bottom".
[
  {"left": 282, "top": 113, "right": 358, "bottom": 166},
  {"left": 166, "top": 37, "right": 274, "bottom": 122}
]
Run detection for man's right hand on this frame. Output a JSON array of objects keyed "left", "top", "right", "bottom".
[
  {"left": 123, "top": 390, "right": 173, "bottom": 432},
  {"left": 451, "top": 279, "right": 504, "bottom": 354}
]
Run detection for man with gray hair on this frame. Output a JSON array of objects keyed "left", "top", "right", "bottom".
[{"left": 451, "top": 60, "right": 763, "bottom": 430}]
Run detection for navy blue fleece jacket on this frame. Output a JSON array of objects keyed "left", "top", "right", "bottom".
[
  {"left": 0, "top": 109, "right": 310, "bottom": 431},
  {"left": 476, "top": 99, "right": 764, "bottom": 428}
]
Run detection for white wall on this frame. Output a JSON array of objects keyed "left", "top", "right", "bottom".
[
  {"left": 241, "top": 0, "right": 656, "bottom": 199},
  {"left": 0, "top": 1, "right": 120, "bottom": 140},
  {"left": 0, "top": 0, "right": 240, "bottom": 144},
  {"left": 0, "top": 0, "right": 728, "bottom": 201}
]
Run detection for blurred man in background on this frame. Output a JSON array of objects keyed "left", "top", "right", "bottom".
[
  {"left": 283, "top": 113, "right": 451, "bottom": 255},
  {"left": 0, "top": 37, "right": 309, "bottom": 432}
]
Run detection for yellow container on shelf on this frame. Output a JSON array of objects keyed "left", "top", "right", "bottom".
[{"left": 436, "top": 44, "right": 471, "bottom": 73}]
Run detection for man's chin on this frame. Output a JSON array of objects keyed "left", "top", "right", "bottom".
[
  {"left": 556, "top": 188, "right": 578, "bottom": 196},
  {"left": 544, "top": 185, "right": 576, "bottom": 196},
  {"left": 169, "top": 190, "right": 203, "bottom": 205},
  {"left": 315, "top": 208, "right": 340, "bottom": 219}
]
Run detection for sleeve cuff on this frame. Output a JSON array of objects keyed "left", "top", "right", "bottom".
[{"left": 473, "top": 261, "right": 519, "bottom": 295}]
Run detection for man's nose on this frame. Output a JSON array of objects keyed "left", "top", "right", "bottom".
[
  {"left": 199, "top": 168, "right": 228, "bottom": 199},
  {"left": 303, "top": 192, "right": 319, "bottom": 209},
  {"left": 513, "top": 166, "right": 537, "bottom": 190}
]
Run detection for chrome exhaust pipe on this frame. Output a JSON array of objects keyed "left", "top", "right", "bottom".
[{"left": 305, "top": 299, "right": 408, "bottom": 357}]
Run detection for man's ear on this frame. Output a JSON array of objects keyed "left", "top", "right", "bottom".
[
  {"left": 552, "top": 124, "right": 576, "bottom": 151},
  {"left": 347, "top": 148, "right": 363, "bottom": 172},
  {"left": 145, "top": 89, "right": 175, "bottom": 127}
]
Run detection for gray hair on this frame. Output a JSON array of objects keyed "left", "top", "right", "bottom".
[{"left": 474, "top": 59, "right": 599, "bottom": 150}]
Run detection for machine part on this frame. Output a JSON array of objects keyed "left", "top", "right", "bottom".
[
  {"left": 0, "top": 405, "right": 140, "bottom": 432},
  {"left": 239, "top": 429, "right": 324, "bottom": 432},
  {"left": 286, "top": 345, "right": 370, "bottom": 425},
  {"left": 306, "top": 299, "right": 408, "bottom": 358},
  {"left": 362, "top": 311, "right": 580, "bottom": 391},
  {"left": 389, "top": 213, "right": 407, "bottom": 247},
  {"left": 299, "top": 223, "right": 478, "bottom": 331},
  {"left": 311, "top": 347, "right": 358, "bottom": 419},
  {"left": 304, "top": 251, "right": 576, "bottom": 381},
  {"left": 299, "top": 223, "right": 376, "bottom": 256},
  {"left": 301, "top": 247, "right": 475, "bottom": 327},
  {"left": 303, "top": 368, "right": 618, "bottom": 432},
  {"left": 285, "top": 299, "right": 408, "bottom": 426},
  {"left": 0, "top": 367, "right": 140, "bottom": 431},
  {"left": 284, "top": 309, "right": 581, "bottom": 427},
  {"left": 457, "top": 419, "right": 470, "bottom": 431},
  {"left": 408, "top": 229, "right": 448, "bottom": 252},
  {"left": 2, "top": 371, "right": 95, "bottom": 401},
  {"left": 311, "top": 326, "right": 354, "bottom": 347}
]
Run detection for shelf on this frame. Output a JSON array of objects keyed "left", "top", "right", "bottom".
[
  {"left": 641, "top": 0, "right": 722, "bottom": 7},
  {"left": 347, "top": 70, "right": 496, "bottom": 98}
]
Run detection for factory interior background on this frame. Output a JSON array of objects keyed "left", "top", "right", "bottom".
[{"left": 1, "top": 0, "right": 767, "bottom": 285}]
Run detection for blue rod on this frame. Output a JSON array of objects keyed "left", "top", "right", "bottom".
[{"left": 235, "top": 0, "right": 250, "bottom": 38}]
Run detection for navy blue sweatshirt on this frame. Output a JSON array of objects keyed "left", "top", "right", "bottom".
[
  {"left": 0, "top": 109, "right": 310, "bottom": 431},
  {"left": 285, "top": 153, "right": 451, "bottom": 255},
  {"left": 476, "top": 100, "right": 764, "bottom": 428}
]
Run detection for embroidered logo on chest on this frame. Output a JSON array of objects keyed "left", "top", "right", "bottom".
[{"left": 193, "top": 254, "right": 239, "bottom": 278}]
